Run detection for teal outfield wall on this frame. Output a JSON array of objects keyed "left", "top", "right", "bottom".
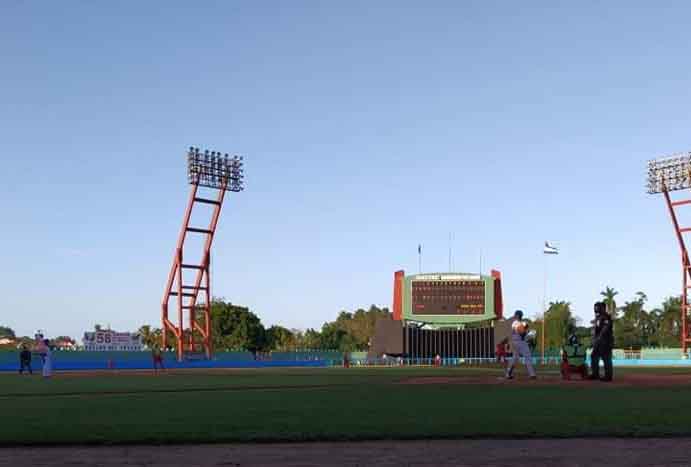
[
  {"left": 4, "top": 348, "right": 688, "bottom": 372},
  {"left": 0, "top": 350, "right": 340, "bottom": 372}
]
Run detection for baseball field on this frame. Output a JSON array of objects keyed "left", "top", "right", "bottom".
[
  {"left": 5, "top": 365, "right": 691, "bottom": 465},
  {"left": 4, "top": 365, "right": 691, "bottom": 444}
]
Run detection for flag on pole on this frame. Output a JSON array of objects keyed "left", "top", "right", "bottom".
[
  {"left": 418, "top": 244, "right": 422, "bottom": 255},
  {"left": 543, "top": 241, "right": 559, "bottom": 255}
]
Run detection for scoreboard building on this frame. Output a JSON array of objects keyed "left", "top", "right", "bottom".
[
  {"left": 371, "top": 270, "right": 504, "bottom": 360},
  {"left": 396, "top": 271, "right": 503, "bottom": 326}
]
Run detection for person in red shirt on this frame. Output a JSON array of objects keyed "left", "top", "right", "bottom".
[
  {"left": 152, "top": 347, "right": 165, "bottom": 374},
  {"left": 495, "top": 337, "right": 509, "bottom": 368}
]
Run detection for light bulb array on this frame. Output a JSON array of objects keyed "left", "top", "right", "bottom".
[
  {"left": 187, "top": 147, "right": 244, "bottom": 192},
  {"left": 647, "top": 152, "right": 691, "bottom": 194}
]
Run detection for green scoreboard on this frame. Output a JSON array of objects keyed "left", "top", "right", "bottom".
[{"left": 393, "top": 271, "right": 503, "bottom": 327}]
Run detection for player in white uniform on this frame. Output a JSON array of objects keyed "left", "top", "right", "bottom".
[
  {"left": 41, "top": 339, "right": 53, "bottom": 378},
  {"left": 504, "top": 310, "right": 536, "bottom": 380}
]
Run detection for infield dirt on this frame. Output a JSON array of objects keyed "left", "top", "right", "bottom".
[{"left": 1, "top": 438, "right": 689, "bottom": 466}]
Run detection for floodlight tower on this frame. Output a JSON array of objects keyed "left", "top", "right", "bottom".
[
  {"left": 162, "top": 147, "right": 244, "bottom": 361},
  {"left": 647, "top": 153, "right": 691, "bottom": 354}
]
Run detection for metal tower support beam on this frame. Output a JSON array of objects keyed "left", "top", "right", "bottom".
[
  {"left": 662, "top": 189, "right": 691, "bottom": 354},
  {"left": 161, "top": 147, "right": 244, "bottom": 361},
  {"left": 161, "top": 183, "right": 225, "bottom": 361}
]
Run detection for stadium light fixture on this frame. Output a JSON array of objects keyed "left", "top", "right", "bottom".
[
  {"left": 163, "top": 146, "right": 245, "bottom": 361},
  {"left": 647, "top": 150, "right": 691, "bottom": 354},
  {"left": 187, "top": 147, "right": 245, "bottom": 192},
  {"left": 647, "top": 153, "right": 691, "bottom": 194}
]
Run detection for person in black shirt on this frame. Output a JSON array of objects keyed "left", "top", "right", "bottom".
[
  {"left": 589, "top": 301, "right": 613, "bottom": 382},
  {"left": 19, "top": 345, "right": 32, "bottom": 375}
]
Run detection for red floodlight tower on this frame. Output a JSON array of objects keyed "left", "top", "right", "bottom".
[
  {"left": 162, "top": 147, "right": 244, "bottom": 361},
  {"left": 647, "top": 153, "right": 691, "bottom": 354}
]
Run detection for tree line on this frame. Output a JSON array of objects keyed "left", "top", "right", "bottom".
[
  {"left": 137, "top": 300, "right": 391, "bottom": 353},
  {"left": 0, "top": 301, "right": 391, "bottom": 353},
  {"left": 1, "top": 288, "right": 683, "bottom": 353},
  {"left": 530, "top": 287, "right": 682, "bottom": 350},
  {"left": 0, "top": 327, "right": 76, "bottom": 350}
]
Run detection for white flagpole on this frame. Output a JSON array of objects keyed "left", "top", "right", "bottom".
[
  {"left": 418, "top": 245, "right": 422, "bottom": 274},
  {"left": 542, "top": 250, "right": 547, "bottom": 363},
  {"left": 448, "top": 233, "right": 452, "bottom": 272}
]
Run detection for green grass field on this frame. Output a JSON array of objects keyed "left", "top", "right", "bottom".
[{"left": 3, "top": 366, "right": 691, "bottom": 445}]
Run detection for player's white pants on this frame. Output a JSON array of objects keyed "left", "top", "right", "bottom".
[
  {"left": 42, "top": 355, "right": 52, "bottom": 378},
  {"left": 506, "top": 339, "right": 535, "bottom": 377}
]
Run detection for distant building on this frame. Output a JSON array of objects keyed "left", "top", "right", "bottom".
[
  {"left": 53, "top": 338, "right": 77, "bottom": 351},
  {"left": 82, "top": 330, "right": 143, "bottom": 351}
]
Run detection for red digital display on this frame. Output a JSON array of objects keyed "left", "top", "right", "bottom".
[{"left": 411, "top": 280, "right": 485, "bottom": 315}]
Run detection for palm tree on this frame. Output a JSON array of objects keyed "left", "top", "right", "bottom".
[
  {"left": 658, "top": 296, "right": 682, "bottom": 346},
  {"left": 544, "top": 300, "right": 574, "bottom": 349},
  {"left": 600, "top": 287, "right": 619, "bottom": 315},
  {"left": 635, "top": 291, "right": 648, "bottom": 304},
  {"left": 137, "top": 325, "right": 157, "bottom": 349}
]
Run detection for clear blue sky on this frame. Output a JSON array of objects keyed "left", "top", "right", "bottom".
[{"left": 2, "top": 1, "right": 691, "bottom": 339}]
